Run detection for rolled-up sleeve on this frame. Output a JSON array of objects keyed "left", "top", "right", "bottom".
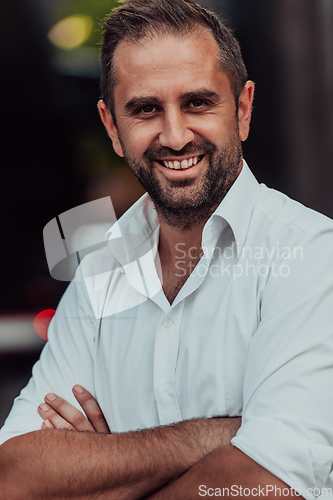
[{"left": 231, "top": 228, "right": 333, "bottom": 499}]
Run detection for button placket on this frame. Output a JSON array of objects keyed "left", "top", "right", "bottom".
[{"left": 153, "top": 304, "right": 184, "bottom": 425}]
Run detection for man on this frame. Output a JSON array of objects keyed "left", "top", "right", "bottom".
[{"left": 1, "top": 0, "right": 333, "bottom": 498}]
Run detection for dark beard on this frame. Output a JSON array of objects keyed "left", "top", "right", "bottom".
[{"left": 119, "top": 131, "right": 243, "bottom": 229}]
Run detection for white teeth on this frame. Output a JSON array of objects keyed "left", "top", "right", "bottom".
[{"left": 162, "top": 155, "right": 202, "bottom": 169}]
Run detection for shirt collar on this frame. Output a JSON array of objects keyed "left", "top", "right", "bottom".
[
  {"left": 105, "top": 193, "right": 158, "bottom": 266},
  {"left": 105, "top": 160, "right": 260, "bottom": 263},
  {"left": 212, "top": 160, "right": 260, "bottom": 257}
]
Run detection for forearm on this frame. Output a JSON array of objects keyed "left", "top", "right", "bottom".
[
  {"left": 0, "top": 417, "right": 240, "bottom": 500},
  {"left": 144, "top": 445, "right": 304, "bottom": 500}
]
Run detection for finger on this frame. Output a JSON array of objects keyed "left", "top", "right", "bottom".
[
  {"left": 72, "top": 385, "right": 110, "bottom": 433},
  {"left": 43, "top": 393, "right": 95, "bottom": 432},
  {"left": 41, "top": 419, "right": 55, "bottom": 430},
  {"left": 38, "top": 402, "right": 77, "bottom": 431}
]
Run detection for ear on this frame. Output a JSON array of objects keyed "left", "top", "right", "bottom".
[
  {"left": 237, "top": 81, "right": 255, "bottom": 142},
  {"left": 97, "top": 100, "right": 124, "bottom": 157}
]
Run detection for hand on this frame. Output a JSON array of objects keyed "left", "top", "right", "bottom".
[{"left": 38, "top": 385, "right": 110, "bottom": 433}]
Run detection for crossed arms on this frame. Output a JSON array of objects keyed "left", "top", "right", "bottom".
[{"left": 0, "top": 387, "right": 300, "bottom": 500}]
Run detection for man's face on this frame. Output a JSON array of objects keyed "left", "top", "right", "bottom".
[{"left": 99, "top": 29, "right": 253, "bottom": 226}]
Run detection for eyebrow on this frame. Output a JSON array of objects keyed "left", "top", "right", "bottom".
[
  {"left": 124, "top": 96, "right": 160, "bottom": 113},
  {"left": 180, "top": 89, "right": 220, "bottom": 101},
  {"left": 124, "top": 89, "right": 221, "bottom": 113}
]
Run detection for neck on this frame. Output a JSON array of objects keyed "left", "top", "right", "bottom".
[
  {"left": 154, "top": 194, "right": 219, "bottom": 288},
  {"left": 158, "top": 217, "right": 205, "bottom": 260},
  {"left": 157, "top": 218, "right": 205, "bottom": 304}
]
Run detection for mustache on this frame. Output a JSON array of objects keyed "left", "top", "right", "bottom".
[{"left": 144, "top": 141, "right": 216, "bottom": 161}]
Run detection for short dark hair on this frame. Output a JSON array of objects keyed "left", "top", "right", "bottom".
[{"left": 100, "top": 0, "right": 248, "bottom": 120}]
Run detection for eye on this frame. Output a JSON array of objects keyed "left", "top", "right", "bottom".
[
  {"left": 188, "top": 100, "right": 207, "bottom": 109},
  {"left": 140, "top": 105, "right": 157, "bottom": 115}
]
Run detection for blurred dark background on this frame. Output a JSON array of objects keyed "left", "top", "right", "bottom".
[{"left": 0, "top": 0, "right": 333, "bottom": 426}]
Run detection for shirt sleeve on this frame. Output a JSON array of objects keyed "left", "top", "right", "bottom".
[
  {"left": 0, "top": 274, "right": 97, "bottom": 445},
  {"left": 231, "top": 226, "right": 333, "bottom": 500}
]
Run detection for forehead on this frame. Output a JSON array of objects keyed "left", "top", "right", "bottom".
[{"left": 112, "top": 29, "right": 232, "bottom": 103}]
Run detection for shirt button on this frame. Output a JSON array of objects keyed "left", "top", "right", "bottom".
[
  {"left": 162, "top": 383, "right": 170, "bottom": 392},
  {"left": 164, "top": 320, "right": 172, "bottom": 328}
]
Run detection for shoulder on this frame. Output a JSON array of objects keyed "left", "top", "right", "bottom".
[{"left": 253, "top": 184, "right": 333, "bottom": 241}]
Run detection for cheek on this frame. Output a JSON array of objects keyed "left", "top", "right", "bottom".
[
  {"left": 196, "top": 126, "right": 229, "bottom": 148},
  {"left": 192, "top": 114, "right": 236, "bottom": 144},
  {"left": 122, "top": 122, "right": 159, "bottom": 155}
]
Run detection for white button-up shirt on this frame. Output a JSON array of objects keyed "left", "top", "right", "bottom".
[{"left": 1, "top": 161, "right": 333, "bottom": 499}]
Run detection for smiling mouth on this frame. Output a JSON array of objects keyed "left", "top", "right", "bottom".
[{"left": 156, "top": 154, "right": 205, "bottom": 170}]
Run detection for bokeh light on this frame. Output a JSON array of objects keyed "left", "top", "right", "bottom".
[
  {"left": 33, "top": 309, "right": 56, "bottom": 341},
  {"left": 48, "top": 15, "right": 93, "bottom": 50}
]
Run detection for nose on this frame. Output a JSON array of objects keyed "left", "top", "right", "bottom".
[{"left": 159, "top": 107, "right": 194, "bottom": 151}]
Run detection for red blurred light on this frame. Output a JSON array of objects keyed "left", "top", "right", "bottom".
[{"left": 33, "top": 309, "right": 56, "bottom": 341}]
